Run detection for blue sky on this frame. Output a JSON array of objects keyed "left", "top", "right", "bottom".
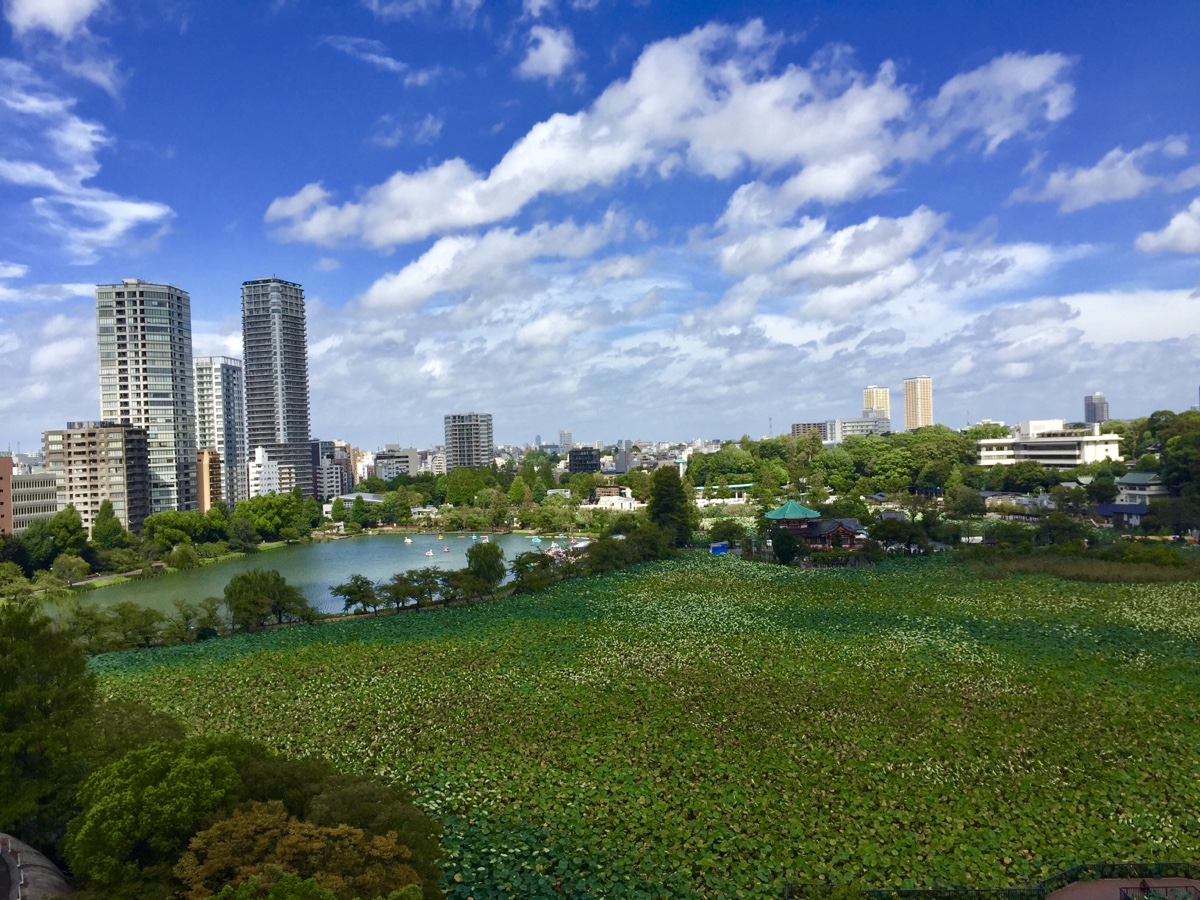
[{"left": 1, "top": 0, "right": 1199, "bottom": 451}]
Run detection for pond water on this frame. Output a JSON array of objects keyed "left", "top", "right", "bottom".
[{"left": 81, "top": 532, "right": 555, "bottom": 615}]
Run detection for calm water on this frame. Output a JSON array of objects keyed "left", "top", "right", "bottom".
[{"left": 81, "top": 532, "right": 554, "bottom": 614}]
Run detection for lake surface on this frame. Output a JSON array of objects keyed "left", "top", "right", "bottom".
[{"left": 82, "top": 532, "right": 555, "bottom": 614}]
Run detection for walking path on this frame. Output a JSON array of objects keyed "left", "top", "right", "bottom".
[{"left": 0, "top": 834, "right": 73, "bottom": 899}]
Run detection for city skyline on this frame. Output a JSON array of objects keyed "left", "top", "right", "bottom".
[{"left": 1, "top": 2, "right": 1199, "bottom": 451}]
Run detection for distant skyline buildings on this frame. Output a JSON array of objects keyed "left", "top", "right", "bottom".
[
  {"left": 242, "top": 278, "right": 312, "bottom": 497},
  {"left": 862, "top": 386, "right": 890, "bottom": 420},
  {"left": 193, "top": 355, "right": 248, "bottom": 504},
  {"left": 904, "top": 376, "right": 934, "bottom": 431},
  {"left": 1085, "top": 391, "right": 1110, "bottom": 425},
  {"left": 445, "top": 413, "right": 494, "bottom": 470},
  {"left": 96, "top": 279, "right": 198, "bottom": 514}
]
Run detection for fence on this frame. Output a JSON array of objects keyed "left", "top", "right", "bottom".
[{"left": 784, "top": 863, "right": 1200, "bottom": 900}]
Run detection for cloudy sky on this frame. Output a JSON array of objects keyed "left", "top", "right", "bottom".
[{"left": 1, "top": 0, "right": 1199, "bottom": 451}]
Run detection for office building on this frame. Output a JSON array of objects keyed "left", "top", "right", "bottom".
[
  {"left": 196, "top": 448, "right": 222, "bottom": 513},
  {"left": 44, "top": 422, "right": 151, "bottom": 533},
  {"left": 374, "top": 447, "right": 421, "bottom": 481},
  {"left": 1, "top": 455, "right": 59, "bottom": 536},
  {"left": 568, "top": 447, "right": 601, "bottom": 474},
  {"left": 242, "top": 278, "right": 312, "bottom": 496},
  {"left": 194, "top": 356, "right": 248, "bottom": 504},
  {"left": 96, "top": 279, "right": 198, "bottom": 513},
  {"left": 903, "top": 376, "right": 934, "bottom": 431},
  {"left": 1084, "top": 392, "right": 1109, "bottom": 425},
  {"left": 445, "top": 413, "right": 494, "bottom": 470},
  {"left": 824, "top": 418, "right": 891, "bottom": 444},
  {"left": 862, "top": 385, "right": 890, "bottom": 419},
  {"left": 559, "top": 430, "right": 573, "bottom": 450},
  {"left": 977, "top": 421, "right": 1122, "bottom": 470}
]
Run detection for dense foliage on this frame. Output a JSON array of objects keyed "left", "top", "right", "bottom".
[
  {"left": 94, "top": 554, "right": 1200, "bottom": 898},
  {"left": 0, "top": 597, "right": 442, "bottom": 899}
]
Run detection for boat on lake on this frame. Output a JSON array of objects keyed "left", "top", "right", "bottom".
[
  {"left": 443, "top": 546, "right": 450, "bottom": 552},
  {"left": 425, "top": 549, "right": 434, "bottom": 557},
  {"left": 404, "top": 537, "right": 412, "bottom": 544}
]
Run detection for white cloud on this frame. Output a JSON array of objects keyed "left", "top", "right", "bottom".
[
  {"left": 0, "top": 60, "right": 173, "bottom": 261},
  {"left": 267, "top": 24, "right": 1073, "bottom": 249},
  {"left": 4, "top": 0, "right": 107, "bottom": 39},
  {"left": 315, "top": 257, "right": 341, "bottom": 272},
  {"left": 414, "top": 113, "right": 443, "bottom": 144},
  {"left": 523, "top": 0, "right": 554, "bottom": 16},
  {"left": 323, "top": 36, "right": 442, "bottom": 86},
  {"left": 517, "top": 25, "right": 578, "bottom": 82},
  {"left": 359, "top": 214, "right": 623, "bottom": 310},
  {"left": 360, "top": 0, "right": 482, "bottom": 22},
  {"left": 1135, "top": 197, "right": 1200, "bottom": 253},
  {"left": 1014, "top": 138, "right": 1198, "bottom": 211},
  {"left": 1058, "top": 289, "right": 1200, "bottom": 342},
  {"left": 929, "top": 51, "right": 1074, "bottom": 153},
  {"left": 0, "top": 261, "right": 92, "bottom": 302}
]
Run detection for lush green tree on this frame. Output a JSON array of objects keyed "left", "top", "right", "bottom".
[
  {"left": 771, "top": 528, "right": 798, "bottom": 565},
  {"left": 963, "top": 423, "right": 1011, "bottom": 441},
  {"left": 167, "top": 543, "right": 201, "bottom": 570},
  {"left": 348, "top": 495, "right": 370, "bottom": 528},
  {"left": 174, "top": 800, "right": 424, "bottom": 900},
  {"left": 48, "top": 504, "right": 88, "bottom": 557},
  {"left": 410, "top": 568, "right": 443, "bottom": 610},
  {"left": 647, "top": 467, "right": 695, "bottom": 547},
  {"left": 332, "top": 573, "right": 382, "bottom": 616},
  {"left": 211, "top": 869, "right": 340, "bottom": 899},
  {"left": 507, "top": 475, "right": 530, "bottom": 504},
  {"left": 1142, "top": 496, "right": 1200, "bottom": 533},
  {"left": 229, "top": 517, "right": 260, "bottom": 552},
  {"left": 706, "top": 518, "right": 745, "bottom": 546},
  {"left": 378, "top": 572, "right": 417, "bottom": 612},
  {"left": 869, "top": 517, "right": 927, "bottom": 553},
  {"left": 21, "top": 518, "right": 59, "bottom": 572},
  {"left": 224, "top": 569, "right": 317, "bottom": 631},
  {"left": 0, "top": 561, "right": 32, "bottom": 602},
  {"left": 0, "top": 599, "right": 96, "bottom": 839},
  {"left": 329, "top": 497, "right": 346, "bottom": 523},
  {"left": 0, "top": 532, "right": 31, "bottom": 576},
  {"left": 64, "top": 741, "right": 242, "bottom": 889},
  {"left": 1163, "top": 428, "right": 1200, "bottom": 495},
  {"left": 50, "top": 552, "right": 90, "bottom": 586},
  {"left": 1085, "top": 475, "right": 1119, "bottom": 504},
  {"left": 90, "top": 499, "right": 129, "bottom": 550},
  {"left": 465, "top": 542, "right": 506, "bottom": 596},
  {"left": 1036, "top": 512, "right": 1089, "bottom": 547},
  {"left": 510, "top": 550, "right": 558, "bottom": 592},
  {"left": 1049, "top": 484, "right": 1088, "bottom": 517}
]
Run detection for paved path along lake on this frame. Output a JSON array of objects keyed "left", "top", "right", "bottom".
[{"left": 82, "top": 532, "right": 548, "bottom": 615}]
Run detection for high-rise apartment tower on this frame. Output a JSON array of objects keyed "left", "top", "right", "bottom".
[
  {"left": 862, "top": 385, "right": 890, "bottom": 419},
  {"left": 96, "top": 279, "right": 198, "bottom": 513},
  {"left": 194, "top": 356, "right": 248, "bottom": 504},
  {"left": 445, "top": 413, "right": 494, "bottom": 470},
  {"left": 1084, "top": 392, "right": 1109, "bottom": 425},
  {"left": 242, "top": 278, "right": 312, "bottom": 496},
  {"left": 903, "top": 376, "right": 934, "bottom": 431}
]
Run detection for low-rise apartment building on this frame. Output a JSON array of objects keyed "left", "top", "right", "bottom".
[{"left": 43, "top": 422, "right": 151, "bottom": 533}]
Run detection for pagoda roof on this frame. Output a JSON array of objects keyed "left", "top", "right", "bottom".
[{"left": 764, "top": 500, "right": 821, "bottom": 520}]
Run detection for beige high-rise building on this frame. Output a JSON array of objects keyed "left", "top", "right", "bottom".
[
  {"left": 197, "top": 448, "right": 223, "bottom": 513},
  {"left": 43, "top": 422, "right": 151, "bottom": 534},
  {"left": 862, "top": 385, "right": 890, "bottom": 419},
  {"left": 903, "top": 376, "right": 934, "bottom": 431}
]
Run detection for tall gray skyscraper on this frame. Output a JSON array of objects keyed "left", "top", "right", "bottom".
[
  {"left": 96, "top": 279, "right": 198, "bottom": 513},
  {"left": 242, "top": 278, "right": 312, "bottom": 496},
  {"left": 194, "top": 356, "right": 248, "bottom": 504},
  {"left": 1084, "top": 391, "right": 1109, "bottom": 425},
  {"left": 445, "top": 413, "right": 494, "bottom": 470}
]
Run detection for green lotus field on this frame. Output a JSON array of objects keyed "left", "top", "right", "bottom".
[{"left": 91, "top": 554, "right": 1200, "bottom": 899}]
